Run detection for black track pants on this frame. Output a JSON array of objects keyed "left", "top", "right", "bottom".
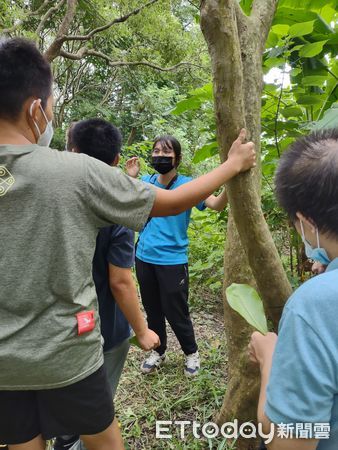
[{"left": 135, "top": 258, "right": 198, "bottom": 356}]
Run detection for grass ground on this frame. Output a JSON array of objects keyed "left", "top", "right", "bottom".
[{"left": 115, "top": 296, "right": 238, "bottom": 450}]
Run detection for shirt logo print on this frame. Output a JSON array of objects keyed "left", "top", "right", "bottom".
[{"left": 0, "top": 166, "right": 15, "bottom": 197}]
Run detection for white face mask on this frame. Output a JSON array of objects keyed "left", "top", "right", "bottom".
[{"left": 29, "top": 100, "right": 54, "bottom": 147}]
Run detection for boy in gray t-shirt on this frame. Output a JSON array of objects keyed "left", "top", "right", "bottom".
[{"left": 0, "top": 38, "right": 255, "bottom": 449}]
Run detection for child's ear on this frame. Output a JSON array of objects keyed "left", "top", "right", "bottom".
[
  {"left": 112, "top": 154, "right": 120, "bottom": 167},
  {"left": 296, "top": 212, "right": 316, "bottom": 233}
]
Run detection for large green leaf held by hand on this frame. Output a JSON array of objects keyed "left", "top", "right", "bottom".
[{"left": 226, "top": 283, "right": 268, "bottom": 334}]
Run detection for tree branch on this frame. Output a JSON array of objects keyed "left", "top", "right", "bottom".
[
  {"left": 233, "top": 0, "right": 248, "bottom": 32},
  {"left": 2, "top": 0, "right": 50, "bottom": 34},
  {"left": 59, "top": 48, "right": 203, "bottom": 72},
  {"left": 251, "top": 0, "right": 279, "bottom": 50},
  {"left": 200, "top": 0, "right": 246, "bottom": 158},
  {"left": 62, "top": 0, "right": 161, "bottom": 43},
  {"left": 187, "top": 0, "right": 200, "bottom": 10},
  {"left": 99, "top": 81, "right": 116, "bottom": 107},
  {"left": 44, "top": 0, "right": 78, "bottom": 62},
  {"left": 36, "top": 0, "right": 66, "bottom": 36}
]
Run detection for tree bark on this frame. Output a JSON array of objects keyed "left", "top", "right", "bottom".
[
  {"left": 200, "top": 1, "right": 292, "bottom": 448},
  {"left": 127, "top": 127, "right": 137, "bottom": 146},
  {"left": 201, "top": 0, "right": 291, "bottom": 329},
  {"left": 221, "top": 216, "right": 261, "bottom": 450},
  {"left": 44, "top": 0, "right": 78, "bottom": 62}
]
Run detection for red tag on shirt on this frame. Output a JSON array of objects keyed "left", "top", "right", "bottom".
[{"left": 76, "top": 310, "right": 95, "bottom": 335}]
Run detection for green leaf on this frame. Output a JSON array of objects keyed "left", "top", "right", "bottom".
[
  {"left": 273, "top": 8, "right": 332, "bottom": 35},
  {"left": 299, "top": 40, "right": 328, "bottom": 58},
  {"left": 226, "top": 284, "right": 268, "bottom": 335},
  {"left": 279, "top": 137, "right": 295, "bottom": 151},
  {"left": 269, "top": 46, "right": 287, "bottom": 58},
  {"left": 273, "top": 8, "right": 318, "bottom": 27},
  {"left": 281, "top": 106, "right": 304, "bottom": 118},
  {"left": 129, "top": 335, "right": 142, "bottom": 349},
  {"left": 189, "top": 83, "right": 213, "bottom": 100},
  {"left": 290, "top": 44, "right": 305, "bottom": 53},
  {"left": 271, "top": 24, "right": 290, "bottom": 36},
  {"left": 263, "top": 57, "right": 285, "bottom": 70},
  {"left": 265, "top": 31, "right": 279, "bottom": 49},
  {"left": 302, "top": 75, "right": 327, "bottom": 86},
  {"left": 327, "top": 33, "right": 338, "bottom": 46},
  {"left": 240, "top": 0, "right": 253, "bottom": 15},
  {"left": 313, "top": 103, "right": 338, "bottom": 130},
  {"left": 279, "top": 0, "right": 337, "bottom": 8},
  {"left": 170, "top": 84, "right": 213, "bottom": 115},
  {"left": 289, "top": 20, "right": 315, "bottom": 37},
  {"left": 192, "top": 141, "right": 218, "bottom": 164},
  {"left": 264, "top": 83, "right": 278, "bottom": 93},
  {"left": 296, "top": 94, "right": 323, "bottom": 105},
  {"left": 302, "top": 75, "right": 328, "bottom": 87},
  {"left": 290, "top": 67, "right": 302, "bottom": 77},
  {"left": 170, "top": 97, "right": 202, "bottom": 115},
  {"left": 320, "top": 5, "right": 337, "bottom": 23}
]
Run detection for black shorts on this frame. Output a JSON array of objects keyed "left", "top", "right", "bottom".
[{"left": 0, "top": 365, "right": 114, "bottom": 445}]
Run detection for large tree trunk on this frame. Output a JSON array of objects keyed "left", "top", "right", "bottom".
[
  {"left": 221, "top": 216, "right": 261, "bottom": 450},
  {"left": 200, "top": 1, "right": 293, "bottom": 449}
]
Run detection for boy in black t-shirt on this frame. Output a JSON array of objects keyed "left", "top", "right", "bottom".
[{"left": 54, "top": 119, "right": 160, "bottom": 450}]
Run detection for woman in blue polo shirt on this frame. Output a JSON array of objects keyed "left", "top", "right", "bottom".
[{"left": 127, "top": 135, "right": 228, "bottom": 377}]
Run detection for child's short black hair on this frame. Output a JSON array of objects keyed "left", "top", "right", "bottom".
[
  {"left": 69, "top": 119, "right": 122, "bottom": 165},
  {"left": 275, "top": 128, "right": 338, "bottom": 237},
  {"left": 0, "top": 37, "right": 52, "bottom": 120}
]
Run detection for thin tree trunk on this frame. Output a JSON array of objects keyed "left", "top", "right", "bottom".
[
  {"left": 200, "top": 1, "right": 293, "bottom": 449},
  {"left": 201, "top": 0, "right": 291, "bottom": 328},
  {"left": 127, "top": 127, "right": 137, "bottom": 146},
  {"left": 221, "top": 216, "right": 261, "bottom": 450}
]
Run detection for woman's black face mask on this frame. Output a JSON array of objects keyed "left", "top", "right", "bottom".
[{"left": 151, "top": 156, "right": 174, "bottom": 174}]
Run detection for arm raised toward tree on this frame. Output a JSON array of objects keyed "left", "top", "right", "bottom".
[{"left": 204, "top": 189, "right": 228, "bottom": 211}]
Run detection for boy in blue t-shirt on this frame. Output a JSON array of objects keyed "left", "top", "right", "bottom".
[{"left": 249, "top": 129, "right": 338, "bottom": 450}]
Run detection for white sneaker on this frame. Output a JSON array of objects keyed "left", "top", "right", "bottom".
[
  {"left": 140, "top": 350, "right": 166, "bottom": 374},
  {"left": 184, "top": 351, "right": 200, "bottom": 377}
]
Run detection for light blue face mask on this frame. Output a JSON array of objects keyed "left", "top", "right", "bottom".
[
  {"left": 300, "top": 220, "right": 331, "bottom": 266},
  {"left": 29, "top": 100, "right": 54, "bottom": 147}
]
